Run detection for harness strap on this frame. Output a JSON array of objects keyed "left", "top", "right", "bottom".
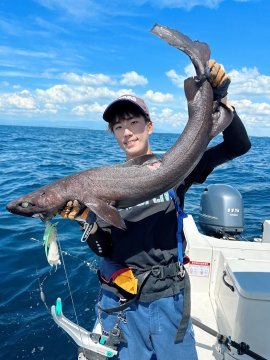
[
  {"left": 175, "top": 271, "right": 191, "bottom": 343},
  {"left": 136, "top": 262, "right": 184, "bottom": 280},
  {"left": 168, "top": 188, "right": 187, "bottom": 264}
]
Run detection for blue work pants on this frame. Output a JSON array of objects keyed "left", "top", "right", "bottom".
[{"left": 97, "top": 289, "right": 198, "bottom": 360}]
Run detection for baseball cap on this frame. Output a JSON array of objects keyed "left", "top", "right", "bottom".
[{"left": 103, "top": 95, "right": 150, "bottom": 122}]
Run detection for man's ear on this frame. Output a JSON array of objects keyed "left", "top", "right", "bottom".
[{"left": 148, "top": 121, "right": 153, "bottom": 135}]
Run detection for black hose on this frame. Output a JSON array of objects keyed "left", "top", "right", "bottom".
[
  {"left": 222, "top": 270, "right": 235, "bottom": 292},
  {"left": 230, "top": 339, "right": 268, "bottom": 360},
  {"left": 191, "top": 317, "right": 268, "bottom": 360}
]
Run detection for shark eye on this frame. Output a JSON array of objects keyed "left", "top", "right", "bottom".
[
  {"left": 41, "top": 192, "right": 45, "bottom": 197},
  {"left": 19, "top": 201, "right": 34, "bottom": 208},
  {"left": 21, "top": 202, "right": 29, "bottom": 208}
]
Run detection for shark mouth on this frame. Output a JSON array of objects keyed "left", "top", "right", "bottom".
[{"left": 32, "top": 212, "right": 57, "bottom": 222}]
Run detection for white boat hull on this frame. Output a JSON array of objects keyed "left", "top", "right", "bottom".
[{"left": 185, "top": 215, "right": 270, "bottom": 359}]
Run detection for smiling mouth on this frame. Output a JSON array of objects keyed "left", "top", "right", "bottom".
[{"left": 124, "top": 139, "right": 138, "bottom": 146}]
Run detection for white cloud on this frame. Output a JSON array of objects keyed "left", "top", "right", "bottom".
[
  {"left": 236, "top": 99, "right": 270, "bottom": 115},
  {"left": 166, "top": 64, "right": 195, "bottom": 88},
  {"left": 166, "top": 64, "right": 270, "bottom": 134},
  {"left": 72, "top": 102, "right": 106, "bottom": 116},
  {"left": 0, "top": 83, "right": 136, "bottom": 116},
  {"left": 184, "top": 64, "right": 196, "bottom": 77},
  {"left": 135, "top": 0, "right": 255, "bottom": 9},
  {"left": 61, "top": 72, "right": 113, "bottom": 85},
  {"left": 150, "top": 106, "right": 188, "bottom": 129},
  {"left": 232, "top": 99, "right": 270, "bottom": 127},
  {"left": 0, "top": 45, "right": 55, "bottom": 59},
  {"left": 34, "top": 17, "right": 70, "bottom": 35},
  {"left": 36, "top": 85, "right": 105, "bottom": 103},
  {"left": 0, "top": 93, "right": 35, "bottom": 109},
  {"left": 35, "top": 85, "right": 135, "bottom": 104},
  {"left": 43, "top": 103, "right": 58, "bottom": 113},
  {"left": 0, "top": 70, "right": 49, "bottom": 79},
  {"left": 0, "top": 19, "right": 21, "bottom": 36},
  {"left": 167, "top": 65, "right": 270, "bottom": 100},
  {"left": 35, "top": 0, "right": 256, "bottom": 20},
  {"left": 229, "top": 67, "right": 270, "bottom": 99},
  {"left": 61, "top": 70, "right": 147, "bottom": 87},
  {"left": 144, "top": 90, "right": 174, "bottom": 103},
  {"left": 1, "top": 81, "right": 9, "bottom": 87},
  {"left": 36, "top": 0, "right": 101, "bottom": 19},
  {"left": 20, "top": 90, "right": 31, "bottom": 96},
  {"left": 135, "top": 0, "right": 224, "bottom": 9},
  {"left": 0, "top": 63, "right": 269, "bottom": 136},
  {"left": 120, "top": 71, "right": 148, "bottom": 86},
  {"left": 166, "top": 70, "right": 185, "bottom": 88},
  {"left": 36, "top": 84, "right": 71, "bottom": 104},
  {"left": 0, "top": 90, "right": 61, "bottom": 115},
  {"left": 223, "top": 67, "right": 270, "bottom": 132}
]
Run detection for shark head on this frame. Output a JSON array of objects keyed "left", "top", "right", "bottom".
[{"left": 6, "top": 186, "right": 64, "bottom": 221}]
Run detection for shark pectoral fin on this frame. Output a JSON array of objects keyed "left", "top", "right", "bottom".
[
  {"left": 85, "top": 199, "right": 126, "bottom": 230},
  {"left": 184, "top": 77, "right": 200, "bottom": 103},
  {"left": 210, "top": 104, "right": 234, "bottom": 139}
]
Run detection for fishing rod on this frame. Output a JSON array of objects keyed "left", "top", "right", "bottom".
[
  {"left": 191, "top": 318, "right": 268, "bottom": 360},
  {"left": 34, "top": 222, "right": 118, "bottom": 359}
]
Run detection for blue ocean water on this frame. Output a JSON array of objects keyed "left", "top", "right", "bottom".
[{"left": 1, "top": 124, "right": 269, "bottom": 359}]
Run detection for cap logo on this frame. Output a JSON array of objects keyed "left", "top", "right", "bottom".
[{"left": 120, "top": 95, "right": 138, "bottom": 102}]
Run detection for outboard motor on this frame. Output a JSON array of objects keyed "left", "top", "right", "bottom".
[{"left": 199, "top": 184, "right": 244, "bottom": 238}]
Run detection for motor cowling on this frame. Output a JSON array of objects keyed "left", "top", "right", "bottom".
[{"left": 199, "top": 184, "right": 244, "bottom": 237}]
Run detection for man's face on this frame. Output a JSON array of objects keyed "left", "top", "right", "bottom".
[{"left": 112, "top": 114, "right": 153, "bottom": 160}]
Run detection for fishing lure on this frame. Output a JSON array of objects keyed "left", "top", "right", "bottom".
[{"left": 43, "top": 222, "right": 61, "bottom": 267}]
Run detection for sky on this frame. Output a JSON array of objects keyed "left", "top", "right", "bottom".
[{"left": 0, "top": 0, "right": 269, "bottom": 136}]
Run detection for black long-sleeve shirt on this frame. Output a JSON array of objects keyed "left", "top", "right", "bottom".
[{"left": 90, "top": 110, "right": 251, "bottom": 301}]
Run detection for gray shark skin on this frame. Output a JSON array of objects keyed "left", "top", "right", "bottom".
[{"left": 6, "top": 24, "right": 233, "bottom": 229}]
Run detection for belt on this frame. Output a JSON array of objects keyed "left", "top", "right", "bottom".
[
  {"left": 135, "top": 262, "right": 185, "bottom": 280},
  {"left": 99, "top": 263, "right": 190, "bottom": 343}
]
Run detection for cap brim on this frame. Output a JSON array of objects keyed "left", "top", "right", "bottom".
[{"left": 103, "top": 99, "right": 147, "bottom": 122}]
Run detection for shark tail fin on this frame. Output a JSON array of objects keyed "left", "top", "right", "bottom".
[{"left": 151, "top": 24, "right": 210, "bottom": 78}]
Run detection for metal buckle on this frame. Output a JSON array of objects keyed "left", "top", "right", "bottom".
[
  {"left": 80, "top": 223, "right": 94, "bottom": 242},
  {"left": 151, "top": 265, "right": 164, "bottom": 279},
  {"left": 177, "top": 263, "right": 185, "bottom": 279}
]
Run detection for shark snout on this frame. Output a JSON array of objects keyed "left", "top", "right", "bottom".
[
  {"left": 6, "top": 199, "right": 35, "bottom": 215},
  {"left": 6, "top": 200, "right": 17, "bottom": 213}
]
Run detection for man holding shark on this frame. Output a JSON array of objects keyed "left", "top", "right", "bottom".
[
  {"left": 6, "top": 23, "right": 252, "bottom": 360},
  {"left": 61, "top": 60, "right": 251, "bottom": 359}
]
